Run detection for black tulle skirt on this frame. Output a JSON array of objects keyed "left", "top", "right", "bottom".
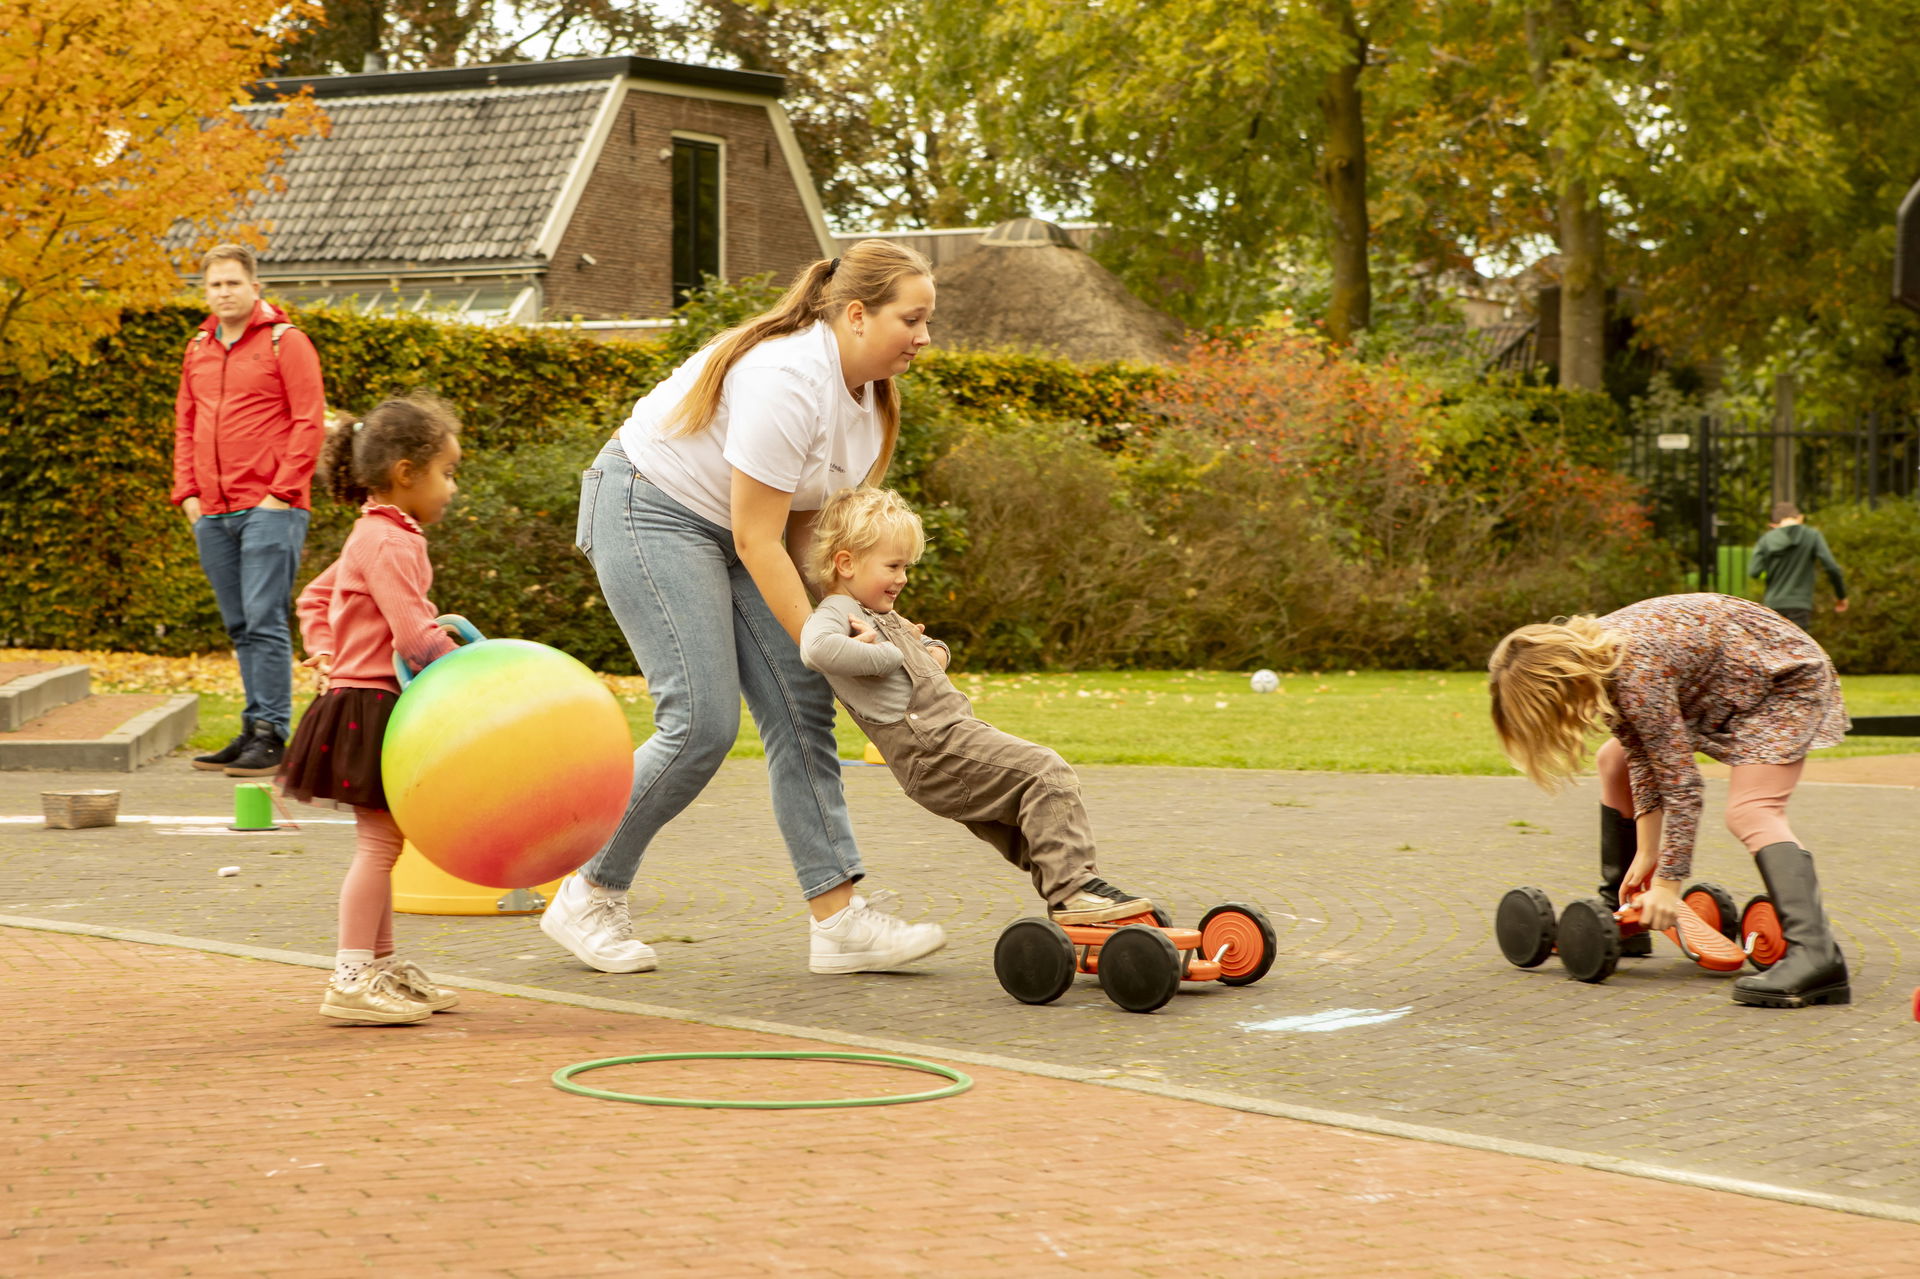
[{"left": 277, "top": 685, "right": 397, "bottom": 811}]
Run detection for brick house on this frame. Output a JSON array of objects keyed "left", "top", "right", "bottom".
[{"left": 210, "top": 56, "right": 834, "bottom": 327}]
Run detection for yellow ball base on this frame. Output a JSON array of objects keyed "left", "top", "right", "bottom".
[
  {"left": 863, "top": 740, "right": 886, "bottom": 765},
  {"left": 393, "top": 840, "right": 565, "bottom": 916}
]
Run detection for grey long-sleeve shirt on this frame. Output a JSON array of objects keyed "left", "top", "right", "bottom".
[{"left": 799, "top": 594, "right": 947, "bottom": 724}]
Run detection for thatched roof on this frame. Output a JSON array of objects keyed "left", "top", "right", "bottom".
[{"left": 931, "top": 218, "right": 1186, "bottom": 365}]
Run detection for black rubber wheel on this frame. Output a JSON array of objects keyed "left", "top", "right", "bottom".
[
  {"left": 1097, "top": 924, "right": 1182, "bottom": 1013},
  {"left": 1495, "top": 887, "right": 1557, "bottom": 968},
  {"left": 1198, "top": 902, "right": 1278, "bottom": 987},
  {"left": 1556, "top": 898, "right": 1622, "bottom": 984},
  {"left": 1740, "top": 894, "right": 1785, "bottom": 972},
  {"left": 1682, "top": 881, "right": 1740, "bottom": 942},
  {"left": 993, "top": 917, "right": 1078, "bottom": 1005},
  {"left": 1150, "top": 905, "right": 1174, "bottom": 929}
]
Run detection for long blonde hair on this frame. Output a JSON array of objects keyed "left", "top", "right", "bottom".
[
  {"left": 1487, "top": 615, "right": 1627, "bottom": 789},
  {"left": 805, "top": 487, "right": 926, "bottom": 592},
  {"left": 663, "top": 239, "right": 932, "bottom": 484}
]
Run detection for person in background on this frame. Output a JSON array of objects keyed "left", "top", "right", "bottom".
[
  {"left": 1749, "top": 501, "right": 1848, "bottom": 632},
  {"left": 172, "top": 243, "right": 327, "bottom": 776}
]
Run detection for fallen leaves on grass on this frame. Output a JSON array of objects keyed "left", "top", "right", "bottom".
[{"left": 2, "top": 648, "right": 650, "bottom": 700}]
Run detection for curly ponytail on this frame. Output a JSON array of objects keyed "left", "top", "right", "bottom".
[
  {"left": 316, "top": 395, "right": 461, "bottom": 508},
  {"left": 320, "top": 412, "right": 367, "bottom": 506}
]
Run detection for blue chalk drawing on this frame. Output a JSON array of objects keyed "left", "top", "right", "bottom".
[{"left": 1239, "top": 1006, "right": 1413, "bottom": 1033}]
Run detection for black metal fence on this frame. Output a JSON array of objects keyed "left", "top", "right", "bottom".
[{"left": 1620, "top": 410, "right": 1920, "bottom": 593}]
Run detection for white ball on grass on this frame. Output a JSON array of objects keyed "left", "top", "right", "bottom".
[{"left": 1250, "top": 669, "right": 1279, "bottom": 694}]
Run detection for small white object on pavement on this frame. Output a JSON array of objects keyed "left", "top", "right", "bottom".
[{"left": 217, "top": 866, "right": 241, "bottom": 877}]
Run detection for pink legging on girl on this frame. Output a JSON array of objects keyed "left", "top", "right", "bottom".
[
  {"left": 1596, "top": 738, "right": 1803, "bottom": 852},
  {"left": 339, "top": 807, "right": 404, "bottom": 955}
]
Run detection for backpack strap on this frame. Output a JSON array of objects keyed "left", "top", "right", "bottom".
[{"left": 190, "top": 322, "right": 295, "bottom": 356}]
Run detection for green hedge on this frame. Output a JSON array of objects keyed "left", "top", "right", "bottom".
[
  {"left": 10, "top": 303, "right": 1904, "bottom": 673},
  {"left": 0, "top": 305, "right": 677, "bottom": 657},
  {"left": 0, "top": 304, "right": 1166, "bottom": 665}
]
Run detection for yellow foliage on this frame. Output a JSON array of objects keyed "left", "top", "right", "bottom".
[{"left": 0, "top": 0, "right": 328, "bottom": 374}]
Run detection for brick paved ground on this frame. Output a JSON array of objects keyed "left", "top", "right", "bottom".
[
  {"left": 9, "top": 927, "right": 1920, "bottom": 1277},
  {"left": 6, "top": 754, "right": 1920, "bottom": 1268}
]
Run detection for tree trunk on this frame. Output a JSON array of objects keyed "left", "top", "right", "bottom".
[
  {"left": 1556, "top": 178, "right": 1607, "bottom": 390},
  {"left": 1316, "top": 0, "right": 1372, "bottom": 344},
  {"left": 1526, "top": 0, "right": 1608, "bottom": 390}
]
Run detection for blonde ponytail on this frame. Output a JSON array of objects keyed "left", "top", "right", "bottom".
[{"left": 662, "top": 239, "right": 932, "bottom": 484}]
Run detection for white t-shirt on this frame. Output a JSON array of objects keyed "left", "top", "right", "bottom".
[{"left": 618, "top": 321, "right": 881, "bottom": 529}]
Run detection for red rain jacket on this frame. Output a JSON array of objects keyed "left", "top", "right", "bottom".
[{"left": 171, "top": 299, "right": 327, "bottom": 513}]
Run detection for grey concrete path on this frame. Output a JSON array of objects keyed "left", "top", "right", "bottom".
[{"left": 6, "top": 755, "right": 1919, "bottom": 1216}]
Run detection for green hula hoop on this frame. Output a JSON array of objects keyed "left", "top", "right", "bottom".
[{"left": 550, "top": 1050, "right": 974, "bottom": 1110}]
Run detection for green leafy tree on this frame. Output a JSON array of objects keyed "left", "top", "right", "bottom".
[
  {"left": 1387, "top": 1, "right": 1920, "bottom": 393},
  {"left": 978, "top": 0, "right": 1433, "bottom": 336}
]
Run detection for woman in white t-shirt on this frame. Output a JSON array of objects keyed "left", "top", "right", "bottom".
[{"left": 540, "top": 240, "right": 948, "bottom": 977}]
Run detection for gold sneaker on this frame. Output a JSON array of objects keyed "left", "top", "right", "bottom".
[
  {"left": 320, "top": 970, "right": 432, "bottom": 1024},
  {"left": 382, "top": 958, "right": 459, "bottom": 1012}
]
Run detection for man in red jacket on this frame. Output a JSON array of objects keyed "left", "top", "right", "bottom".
[{"left": 173, "top": 244, "right": 327, "bottom": 776}]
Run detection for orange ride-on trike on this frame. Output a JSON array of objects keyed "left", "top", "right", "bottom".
[
  {"left": 1497, "top": 882, "right": 1784, "bottom": 984},
  {"left": 993, "top": 902, "right": 1277, "bottom": 1013}
]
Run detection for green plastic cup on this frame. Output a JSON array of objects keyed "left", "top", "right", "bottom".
[{"left": 232, "top": 783, "right": 276, "bottom": 831}]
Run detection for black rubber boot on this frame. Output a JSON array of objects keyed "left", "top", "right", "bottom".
[
  {"left": 1599, "top": 804, "right": 1653, "bottom": 957},
  {"left": 1731, "top": 843, "right": 1850, "bottom": 1008},
  {"left": 193, "top": 720, "right": 251, "bottom": 771},
  {"left": 223, "top": 719, "right": 286, "bottom": 777}
]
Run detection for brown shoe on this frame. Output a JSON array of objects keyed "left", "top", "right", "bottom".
[
  {"left": 320, "top": 971, "right": 431, "bottom": 1024},
  {"left": 382, "top": 958, "right": 459, "bottom": 1012}
]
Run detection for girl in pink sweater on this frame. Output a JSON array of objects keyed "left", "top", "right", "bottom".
[{"left": 279, "top": 396, "right": 463, "bottom": 1025}]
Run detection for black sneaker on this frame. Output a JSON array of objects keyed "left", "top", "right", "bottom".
[
  {"left": 193, "top": 720, "right": 251, "bottom": 771},
  {"left": 1050, "top": 877, "right": 1155, "bottom": 925},
  {"left": 223, "top": 721, "right": 286, "bottom": 777}
]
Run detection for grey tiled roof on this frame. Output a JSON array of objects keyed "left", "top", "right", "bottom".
[{"left": 208, "top": 82, "right": 612, "bottom": 267}]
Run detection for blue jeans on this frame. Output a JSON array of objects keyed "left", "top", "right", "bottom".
[
  {"left": 576, "top": 444, "right": 863, "bottom": 897},
  {"left": 193, "top": 506, "right": 309, "bottom": 737}
]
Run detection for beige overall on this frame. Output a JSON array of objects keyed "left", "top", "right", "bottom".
[{"left": 849, "top": 609, "right": 1100, "bottom": 905}]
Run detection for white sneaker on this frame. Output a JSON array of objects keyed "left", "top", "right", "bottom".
[
  {"left": 809, "top": 893, "right": 947, "bottom": 974},
  {"left": 540, "top": 875, "right": 658, "bottom": 973}
]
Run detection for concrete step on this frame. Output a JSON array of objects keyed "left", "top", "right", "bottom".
[
  {"left": 0, "top": 690, "right": 200, "bottom": 772},
  {"left": 0, "top": 664, "right": 91, "bottom": 731}
]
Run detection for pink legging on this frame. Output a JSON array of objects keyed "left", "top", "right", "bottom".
[
  {"left": 339, "top": 807, "right": 404, "bottom": 956},
  {"left": 1596, "top": 738, "right": 1803, "bottom": 852}
]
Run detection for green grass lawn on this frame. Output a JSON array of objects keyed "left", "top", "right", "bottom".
[{"left": 188, "top": 670, "right": 1920, "bottom": 774}]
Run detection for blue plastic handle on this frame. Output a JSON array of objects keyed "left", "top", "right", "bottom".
[{"left": 394, "top": 614, "right": 485, "bottom": 689}]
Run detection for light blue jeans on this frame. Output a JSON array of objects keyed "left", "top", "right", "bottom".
[
  {"left": 193, "top": 505, "right": 309, "bottom": 737},
  {"left": 575, "top": 443, "right": 864, "bottom": 897}
]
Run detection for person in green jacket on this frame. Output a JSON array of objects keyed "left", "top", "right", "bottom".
[{"left": 1749, "top": 502, "right": 1849, "bottom": 631}]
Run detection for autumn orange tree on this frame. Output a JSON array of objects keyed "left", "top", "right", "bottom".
[{"left": 0, "top": 0, "right": 326, "bottom": 375}]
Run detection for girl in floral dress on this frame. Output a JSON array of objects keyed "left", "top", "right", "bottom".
[{"left": 1488, "top": 593, "right": 1851, "bottom": 1008}]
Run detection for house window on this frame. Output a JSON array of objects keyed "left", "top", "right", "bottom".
[{"left": 672, "top": 138, "right": 722, "bottom": 304}]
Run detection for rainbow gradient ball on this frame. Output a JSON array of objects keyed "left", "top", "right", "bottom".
[{"left": 382, "top": 639, "right": 632, "bottom": 889}]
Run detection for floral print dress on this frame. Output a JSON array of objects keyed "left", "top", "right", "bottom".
[{"left": 1598, "top": 593, "right": 1849, "bottom": 879}]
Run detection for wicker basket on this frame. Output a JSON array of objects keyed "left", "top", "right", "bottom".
[{"left": 42, "top": 789, "right": 121, "bottom": 830}]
